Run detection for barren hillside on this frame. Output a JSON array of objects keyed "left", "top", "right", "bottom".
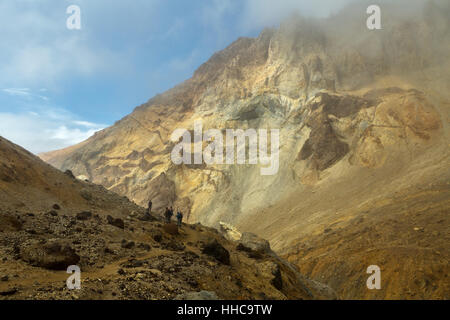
[
  {"left": 0, "top": 136, "right": 333, "bottom": 300},
  {"left": 40, "top": 1, "right": 450, "bottom": 299}
]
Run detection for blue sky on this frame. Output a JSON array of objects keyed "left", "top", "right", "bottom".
[{"left": 0, "top": 0, "right": 353, "bottom": 153}]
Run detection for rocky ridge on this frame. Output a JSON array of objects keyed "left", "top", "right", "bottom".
[
  {"left": 0, "top": 136, "right": 334, "bottom": 300},
  {"left": 39, "top": 1, "right": 450, "bottom": 299}
]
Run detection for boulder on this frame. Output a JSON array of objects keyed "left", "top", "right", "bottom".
[
  {"left": 121, "top": 240, "right": 135, "bottom": 249},
  {"left": 138, "top": 243, "right": 151, "bottom": 251},
  {"left": 76, "top": 211, "right": 92, "bottom": 220},
  {"left": 202, "top": 239, "right": 230, "bottom": 265},
  {"left": 239, "top": 232, "right": 271, "bottom": 254},
  {"left": 163, "top": 241, "right": 185, "bottom": 252},
  {"left": 153, "top": 232, "right": 163, "bottom": 242},
  {"left": 20, "top": 240, "right": 80, "bottom": 270},
  {"left": 48, "top": 210, "right": 58, "bottom": 217},
  {"left": 107, "top": 215, "right": 125, "bottom": 229}
]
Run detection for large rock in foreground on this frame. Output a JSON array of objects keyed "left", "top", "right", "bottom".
[
  {"left": 202, "top": 239, "right": 230, "bottom": 265},
  {"left": 21, "top": 241, "right": 80, "bottom": 270}
]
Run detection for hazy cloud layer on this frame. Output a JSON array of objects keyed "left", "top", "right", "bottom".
[{"left": 242, "top": 0, "right": 351, "bottom": 29}]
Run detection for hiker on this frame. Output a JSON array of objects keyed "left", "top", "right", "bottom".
[
  {"left": 176, "top": 209, "right": 183, "bottom": 227},
  {"left": 168, "top": 206, "right": 174, "bottom": 223},
  {"left": 164, "top": 207, "right": 170, "bottom": 223},
  {"left": 147, "top": 200, "right": 152, "bottom": 214}
]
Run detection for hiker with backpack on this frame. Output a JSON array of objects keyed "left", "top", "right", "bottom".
[
  {"left": 164, "top": 207, "right": 171, "bottom": 223},
  {"left": 176, "top": 209, "right": 183, "bottom": 227}
]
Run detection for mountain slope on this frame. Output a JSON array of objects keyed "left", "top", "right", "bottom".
[
  {"left": 40, "top": 1, "right": 450, "bottom": 299},
  {"left": 0, "top": 136, "right": 333, "bottom": 300}
]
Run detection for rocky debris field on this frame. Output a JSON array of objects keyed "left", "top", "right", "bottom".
[
  {"left": 0, "top": 135, "right": 336, "bottom": 300},
  {"left": 0, "top": 203, "right": 335, "bottom": 300}
]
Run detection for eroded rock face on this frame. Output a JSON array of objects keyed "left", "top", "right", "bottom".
[
  {"left": 40, "top": 6, "right": 446, "bottom": 228},
  {"left": 145, "top": 173, "right": 177, "bottom": 213},
  {"left": 37, "top": 3, "right": 450, "bottom": 299},
  {"left": 219, "top": 222, "right": 242, "bottom": 241},
  {"left": 257, "top": 261, "right": 283, "bottom": 290}
]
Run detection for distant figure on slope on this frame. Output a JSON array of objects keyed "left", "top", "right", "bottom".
[
  {"left": 147, "top": 200, "right": 152, "bottom": 214},
  {"left": 164, "top": 207, "right": 171, "bottom": 223},
  {"left": 168, "top": 206, "right": 174, "bottom": 223},
  {"left": 176, "top": 209, "right": 183, "bottom": 227}
]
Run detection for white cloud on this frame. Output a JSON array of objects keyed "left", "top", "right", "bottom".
[
  {"left": 197, "top": 0, "right": 357, "bottom": 45},
  {"left": 0, "top": 1, "right": 129, "bottom": 88},
  {"left": 2, "top": 88, "right": 31, "bottom": 97},
  {"left": 73, "top": 120, "right": 104, "bottom": 128},
  {"left": 0, "top": 108, "right": 106, "bottom": 154},
  {"left": 3, "top": 88, "right": 49, "bottom": 101},
  {"left": 50, "top": 125, "right": 100, "bottom": 145}
]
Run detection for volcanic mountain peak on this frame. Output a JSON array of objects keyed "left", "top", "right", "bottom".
[{"left": 39, "top": 2, "right": 450, "bottom": 299}]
